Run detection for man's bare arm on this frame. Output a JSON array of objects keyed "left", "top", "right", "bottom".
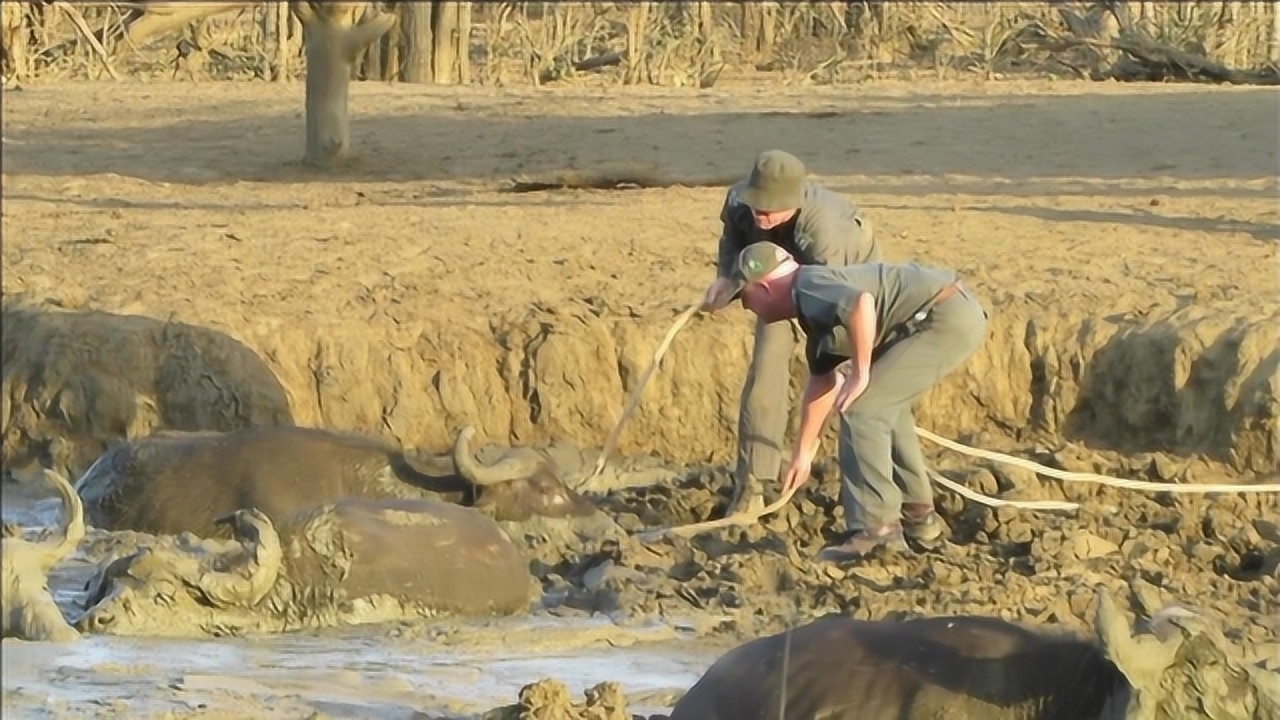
[
  {"left": 793, "top": 371, "right": 840, "bottom": 460},
  {"left": 845, "top": 291, "right": 877, "bottom": 380}
]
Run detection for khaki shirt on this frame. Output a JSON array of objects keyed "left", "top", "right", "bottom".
[{"left": 792, "top": 263, "right": 957, "bottom": 375}]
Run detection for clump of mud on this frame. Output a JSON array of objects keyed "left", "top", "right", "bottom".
[{"left": 479, "top": 678, "right": 634, "bottom": 720}]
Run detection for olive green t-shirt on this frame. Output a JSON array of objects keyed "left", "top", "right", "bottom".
[
  {"left": 792, "top": 263, "right": 957, "bottom": 375},
  {"left": 715, "top": 181, "right": 879, "bottom": 278}
]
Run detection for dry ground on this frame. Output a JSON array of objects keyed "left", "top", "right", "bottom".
[{"left": 1, "top": 77, "right": 1278, "bottom": 718}]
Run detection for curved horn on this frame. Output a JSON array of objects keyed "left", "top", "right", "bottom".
[
  {"left": 1093, "top": 586, "right": 1183, "bottom": 683},
  {"left": 35, "top": 468, "right": 87, "bottom": 573},
  {"left": 193, "top": 508, "right": 282, "bottom": 608},
  {"left": 452, "top": 425, "right": 545, "bottom": 486}
]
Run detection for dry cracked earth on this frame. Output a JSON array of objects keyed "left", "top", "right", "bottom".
[{"left": 1, "top": 76, "right": 1278, "bottom": 718}]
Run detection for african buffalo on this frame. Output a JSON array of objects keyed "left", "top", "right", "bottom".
[
  {"left": 73, "top": 496, "right": 538, "bottom": 637},
  {"left": 668, "top": 587, "right": 1280, "bottom": 720},
  {"left": 2, "top": 467, "right": 85, "bottom": 642},
  {"left": 75, "top": 424, "right": 597, "bottom": 537}
]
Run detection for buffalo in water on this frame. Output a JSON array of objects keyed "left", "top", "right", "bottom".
[
  {"left": 2, "top": 467, "right": 85, "bottom": 642},
  {"left": 73, "top": 496, "right": 537, "bottom": 638},
  {"left": 668, "top": 586, "right": 1280, "bottom": 720},
  {"left": 75, "top": 424, "right": 599, "bottom": 538}
]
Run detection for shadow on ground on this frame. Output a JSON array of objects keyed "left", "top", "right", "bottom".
[
  {"left": 2, "top": 84, "right": 1275, "bottom": 190},
  {"left": 972, "top": 205, "right": 1280, "bottom": 241}
]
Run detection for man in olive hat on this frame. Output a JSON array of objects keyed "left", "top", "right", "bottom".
[
  {"left": 726, "top": 241, "right": 989, "bottom": 561},
  {"left": 701, "top": 149, "right": 880, "bottom": 516}
]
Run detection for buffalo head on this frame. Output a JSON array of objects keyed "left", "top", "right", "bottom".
[
  {"left": 1094, "top": 587, "right": 1280, "bottom": 720},
  {"left": 451, "top": 426, "right": 598, "bottom": 522},
  {"left": 74, "top": 508, "right": 283, "bottom": 637}
]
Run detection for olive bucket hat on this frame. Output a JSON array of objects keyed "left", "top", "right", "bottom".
[
  {"left": 741, "top": 150, "right": 807, "bottom": 212},
  {"left": 727, "top": 241, "right": 794, "bottom": 300}
]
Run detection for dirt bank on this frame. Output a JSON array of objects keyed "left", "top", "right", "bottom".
[{"left": 4, "top": 297, "right": 1277, "bottom": 482}]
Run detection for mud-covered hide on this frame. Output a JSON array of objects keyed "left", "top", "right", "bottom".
[
  {"left": 668, "top": 587, "right": 1280, "bottom": 720},
  {"left": 76, "top": 424, "right": 601, "bottom": 538},
  {"left": 74, "top": 497, "right": 537, "bottom": 638},
  {"left": 74, "top": 426, "right": 449, "bottom": 537},
  {"left": 1, "top": 301, "right": 294, "bottom": 478},
  {"left": 2, "top": 468, "right": 85, "bottom": 643}
]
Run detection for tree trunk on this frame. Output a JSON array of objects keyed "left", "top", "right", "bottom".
[
  {"left": 292, "top": 2, "right": 397, "bottom": 168},
  {"left": 455, "top": 2, "right": 472, "bottom": 84},
  {"left": 431, "top": 1, "right": 458, "bottom": 84},
  {"left": 274, "top": 1, "right": 290, "bottom": 81},
  {"left": 1272, "top": 1, "right": 1280, "bottom": 65},
  {"left": 624, "top": 2, "right": 651, "bottom": 84},
  {"left": 402, "top": 0, "right": 433, "bottom": 83},
  {"left": 1, "top": 0, "right": 30, "bottom": 82},
  {"left": 696, "top": 1, "right": 714, "bottom": 37}
]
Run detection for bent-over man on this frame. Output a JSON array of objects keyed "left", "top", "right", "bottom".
[
  {"left": 726, "top": 241, "right": 989, "bottom": 562},
  {"left": 701, "top": 149, "right": 879, "bottom": 516}
]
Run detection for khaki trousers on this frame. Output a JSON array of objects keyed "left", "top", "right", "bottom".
[
  {"left": 734, "top": 316, "right": 801, "bottom": 486},
  {"left": 836, "top": 290, "right": 989, "bottom": 531}
]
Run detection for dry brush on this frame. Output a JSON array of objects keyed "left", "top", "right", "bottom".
[{"left": 4, "top": 2, "right": 1276, "bottom": 87}]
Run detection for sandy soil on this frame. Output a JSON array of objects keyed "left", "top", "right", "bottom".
[{"left": 1, "top": 77, "right": 1278, "bottom": 718}]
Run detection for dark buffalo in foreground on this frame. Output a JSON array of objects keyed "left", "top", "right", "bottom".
[
  {"left": 1, "top": 467, "right": 85, "bottom": 642},
  {"left": 74, "top": 424, "right": 597, "bottom": 537},
  {"left": 668, "top": 587, "right": 1279, "bottom": 720},
  {"left": 73, "top": 496, "right": 538, "bottom": 637}
]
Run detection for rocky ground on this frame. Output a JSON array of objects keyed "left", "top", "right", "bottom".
[{"left": 1, "top": 77, "right": 1277, "bottom": 718}]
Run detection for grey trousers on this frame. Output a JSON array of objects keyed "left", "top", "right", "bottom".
[
  {"left": 837, "top": 289, "right": 989, "bottom": 531},
  {"left": 734, "top": 316, "right": 801, "bottom": 485}
]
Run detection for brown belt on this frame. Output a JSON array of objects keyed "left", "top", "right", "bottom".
[{"left": 931, "top": 280, "right": 963, "bottom": 306}]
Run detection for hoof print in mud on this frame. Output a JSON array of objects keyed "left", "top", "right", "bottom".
[{"left": 74, "top": 497, "right": 537, "bottom": 637}]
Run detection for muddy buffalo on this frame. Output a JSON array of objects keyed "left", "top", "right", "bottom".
[
  {"left": 73, "top": 496, "right": 538, "bottom": 637},
  {"left": 2, "top": 467, "right": 85, "bottom": 642},
  {"left": 668, "top": 587, "right": 1280, "bottom": 720},
  {"left": 75, "top": 424, "right": 597, "bottom": 537}
]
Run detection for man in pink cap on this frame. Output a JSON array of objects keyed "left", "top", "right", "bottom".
[
  {"left": 701, "top": 149, "right": 879, "bottom": 517},
  {"left": 726, "top": 240, "right": 989, "bottom": 561}
]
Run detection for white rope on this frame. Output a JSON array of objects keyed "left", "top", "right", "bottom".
[
  {"left": 590, "top": 303, "right": 700, "bottom": 480},
  {"left": 915, "top": 427, "right": 1280, "bottom": 495},
  {"left": 605, "top": 303, "right": 1279, "bottom": 542},
  {"left": 927, "top": 469, "right": 1079, "bottom": 511}
]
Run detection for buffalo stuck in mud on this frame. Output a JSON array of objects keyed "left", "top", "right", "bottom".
[
  {"left": 75, "top": 424, "right": 600, "bottom": 537},
  {"left": 74, "top": 497, "right": 538, "bottom": 637}
]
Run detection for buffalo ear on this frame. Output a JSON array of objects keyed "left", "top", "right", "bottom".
[{"left": 1093, "top": 586, "right": 1183, "bottom": 688}]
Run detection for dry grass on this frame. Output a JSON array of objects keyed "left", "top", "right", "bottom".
[{"left": 1, "top": 1, "right": 1277, "bottom": 86}]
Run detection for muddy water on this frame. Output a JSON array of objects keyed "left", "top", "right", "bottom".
[
  {"left": 2, "top": 486, "right": 728, "bottom": 719},
  {"left": 3, "top": 627, "right": 719, "bottom": 718}
]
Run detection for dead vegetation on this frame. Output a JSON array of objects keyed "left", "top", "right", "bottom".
[{"left": 3, "top": 2, "right": 1277, "bottom": 88}]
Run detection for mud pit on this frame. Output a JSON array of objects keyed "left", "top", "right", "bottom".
[{"left": 2, "top": 78, "right": 1278, "bottom": 717}]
